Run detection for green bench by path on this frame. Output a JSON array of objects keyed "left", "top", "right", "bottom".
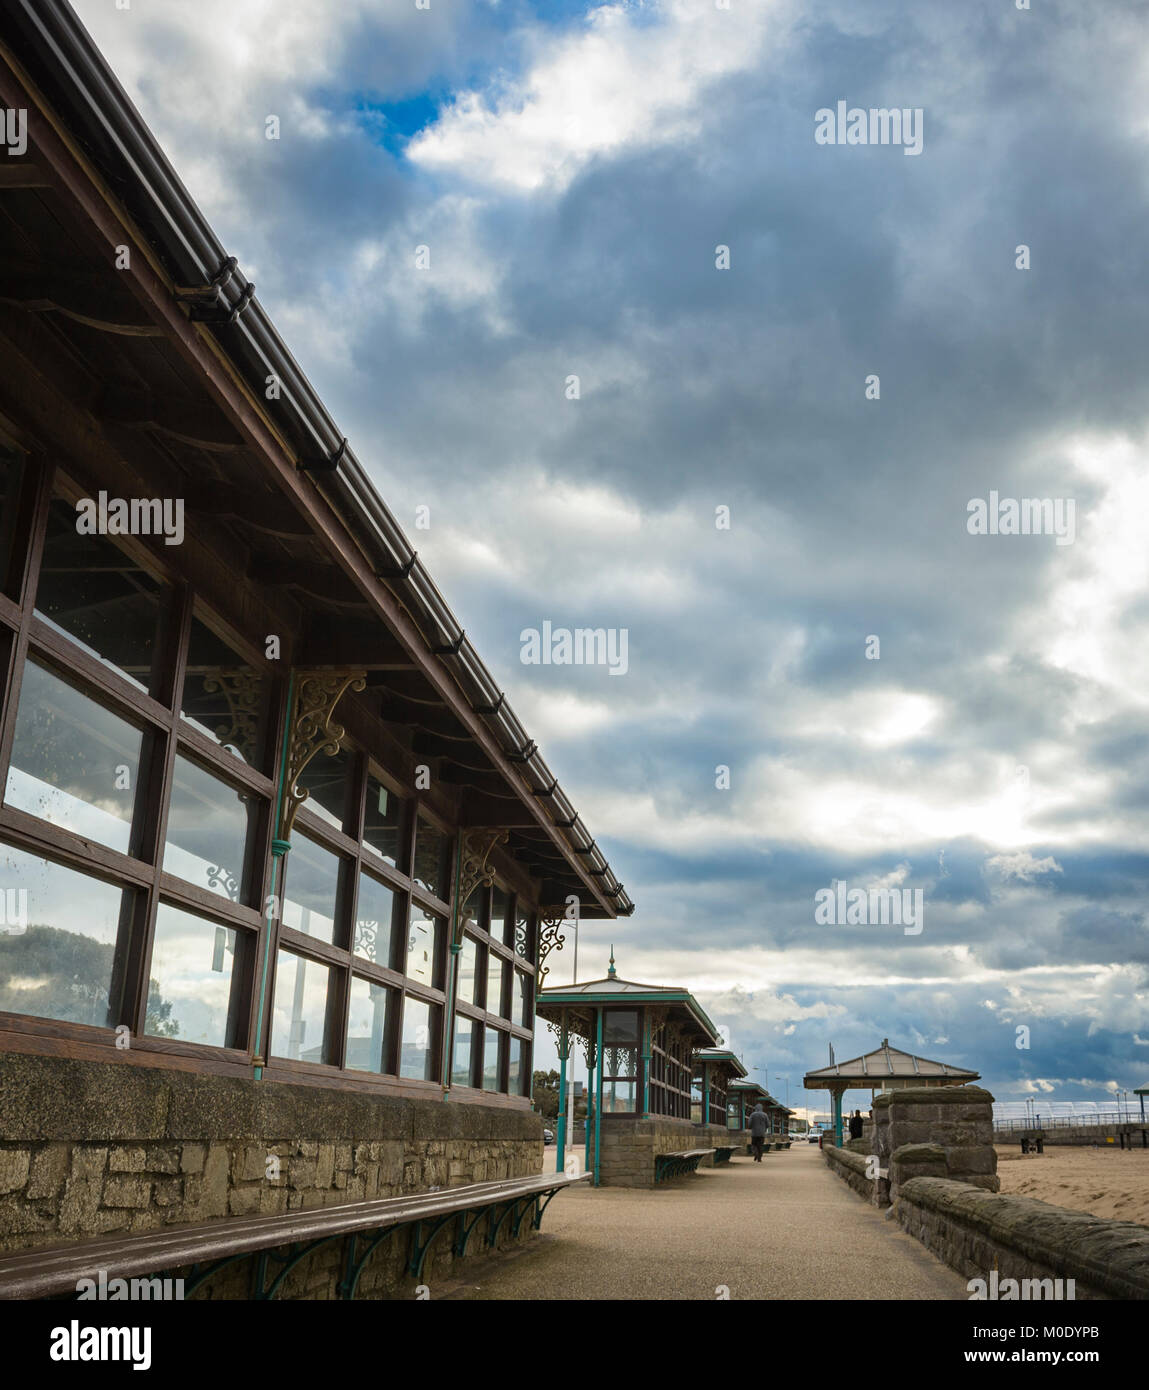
[
  {"left": 0, "top": 1171, "right": 589, "bottom": 1301},
  {"left": 654, "top": 1148, "right": 715, "bottom": 1182}
]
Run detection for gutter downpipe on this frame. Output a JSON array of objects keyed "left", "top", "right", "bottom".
[
  {"left": 252, "top": 671, "right": 294, "bottom": 1080},
  {"left": 443, "top": 831, "right": 464, "bottom": 1101}
]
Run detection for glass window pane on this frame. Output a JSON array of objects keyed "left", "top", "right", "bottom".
[
  {"left": 281, "top": 834, "right": 341, "bottom": 944},
  {"left": 0, "top": 450, "right": 25, "bottom": 595},
  {"left": 508, "top": 1036, "right": 527, "bottom": 1097},
  {"left": 482, "top": 1027, "right": 501, "bottom": 1091},
  {"left": 604, "top": 1009, "right": 638, "bottom": 1044},
  {"left": 605, "top": 1045, "right": 637, "bottom": 1078},
  {"left": 604, "top": 1079, "right": 636, "bottom": 1113},
  {"left": 353, "top": 870, "right": 397, "bottom": 968},
  {"left": 363, "top": 773, "right": 402, "bottom": 867},
  {"left": 5, "top": 661, "right": 142, "bottom": 855},
  {"left": 179, "top": 614, "right": 267, "bottom": 767},
  {"left": 346, "top": 977, "right": 395, "bottom": 1073},
  {"left": 163, "top": 755, "right": 255, "bottom": 902},
  {"left": 452, "top": 1014, "right": 475, "bottom": 1087},
  {"left": 0, "top": 841, "right": 124, "bottom": 1027},
  {"left": 145, "top": 903, "right": 236, "bottom": 1046},
  {"left": 405, "top": 905, "right": 442, "bottom": 989},
  {"left": 512, "top": 969, "right": 531, "bottom": 1028},
  {"left": 35, "top": 497, "right": 166, "bottom": 693},
  {"left": 412, "top": 814, "right": 449, "bottom": 899},
  {"left": 457, "top": 934, "right": 479, "bottom": 1006},
  {"left": 294, "top": 746, "right": 351, "bottom": 832},
  {"left": 491, "top": 887, "right": 512, "bottom": 947},
  {"left": 271, "top": 950, "right": 332, "bottom": 1063},
  {"left": 400, "top": 997, "right": 438, "bottom": 1081},
  {"left": 486, "top": 954, "right": 505, "bottom": 1017}
]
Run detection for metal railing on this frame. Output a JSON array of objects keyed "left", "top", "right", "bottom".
[{"left": 993, "top": 1111, "right": 1148, "bottom": 1132}]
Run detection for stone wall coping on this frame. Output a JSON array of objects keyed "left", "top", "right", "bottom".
[
  {"left": 0, "top": 1054, "right": 540, "bottom": 1143},
  {"left": 873, "top": 1085, "right": 993, "bottom": 1110},
  {"left": 824, "top": 1146, "right": 869, "bottom": 1176},
  {"left": 898, "top": 1177, "right": 1149, "bottom": 1300}
]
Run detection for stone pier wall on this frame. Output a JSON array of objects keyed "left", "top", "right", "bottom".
[
  {"left": 0, "top": 1053, "right": 542, "bottom": 1298},
  {"left": 876, "top": 1085, "right": 999, "bottom": 1198},
  {"left": 896, "top": 1176, "right": 1149, "bottom": 1300}
]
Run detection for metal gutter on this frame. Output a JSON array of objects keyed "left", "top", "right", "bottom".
[{"left": 5, "top": 0, "right": 632, "bottom": 917}]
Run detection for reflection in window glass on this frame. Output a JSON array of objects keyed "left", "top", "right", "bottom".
[
  {"left": 180, "top": 614, "right": 266, "bottom": 766},
  {"left": 406, "top": 906, "right": 442, "bottom": 989},
  {"left": 491, "top": 887, "right": 513, "bottom": 946},
  {"left": 363, "top": 774, "right": 402, "bottom": 867},
  {"left": 271, "top": 950, "right": 331, "bottom": 1063},
  {"left": 486, "top": 954, "right": 505, "bottom": 1017},
  {"left": 508, "top": 1036, "right": 526, "bottom": 1097},
  {"left": 483, "top": 1027, "right": 501, "bottom": 1091},
  {"left": 400, "top": 997, "right": 437, "bottom": 1081},
  {"left": 282, "top": 834, "right": 340, "bottom": 944},
  {"left": 514, "top": 912, "right": 531, "bottom": 961},
  {"left": 35, "top": 497, "right": 165, "bottom": 693},
  {"left": 146, "top": 903, "right": 235, "bottom": 1046},
  {"left": 5, "top": 661, "right": 142, "bottom": 855},
  {"left": 457, "top": 935, "right": 479, "bottom": 1005},
  {"left": 0, "top": 451, "right": 24, "bottom": 595},
  {"left": 163, "top": 756, "right": 254, "bottom": 902},
  {"left": 412, "top": 814, "right": 449, "bottom": 899},
  {"left": 604, "top": 1010, "right": 639, "bottom": 1044},
  {"left": 603, "top": 1079, "right": 636, "bottom": 1113},
  {"left": 0, "top": 841, "right": 123, "bottom": 1027},
  {"left": 452, "top": 1015, "right": 475, "bottom": 1087},
  {"left": 512, "top": 969, "right": 531, "bottom": 1028},
  {"left": 346, "top": 977, "right": 395, "bottom": 1073},
  {"left": 353, "top": 871, "right": 396, "bottom": 968},
  {"left": 294, "top": 746, "right": 350, "bottom": 832}
]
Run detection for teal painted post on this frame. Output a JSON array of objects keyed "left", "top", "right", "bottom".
[
  {"left": 833, "top": 1091, "right": 843, "bottom": 1146},
  {"left": 584, "top": 1025, "right": 594, "bottom": 1176},
  {"left": 597, "top": 1006, "right": 605, "bottom": 1189},
  {"left": 703, "top": 1062, "right": 710, "bottom": 1130},
  {"left": 641, "top": 1013, "right": 651, "bottom": 1117},
  {"left": 556, "top": 1013, "right": 569, "bottom": 1173},
  {"left": 252, "top": 673, "right": 295, "bottom": 1080}
]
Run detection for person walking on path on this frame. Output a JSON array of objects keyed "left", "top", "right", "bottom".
[
  {"left": 848, "top": 1109, "right": 864, "bottom": 1141},
  {"left": 749, "top": 1103, "right": 769, "bottom": 1161}
]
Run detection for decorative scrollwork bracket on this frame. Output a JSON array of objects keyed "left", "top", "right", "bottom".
[{"left": 277, "top": 669, "right": 367, "bottom": 843}]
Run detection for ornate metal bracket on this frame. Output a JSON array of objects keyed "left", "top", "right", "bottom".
[
  {"left": 453, "top": 829, "right": 507, "bottom": 941},
  {"left": 277, "top": 669, "right": 367, "bottom": 842},
  {"left": 536, "top": 915, "right": 567, "bottom": 990}
]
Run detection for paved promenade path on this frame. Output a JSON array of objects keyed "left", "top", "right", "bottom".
[{"left": 442, "top": 1143, "right": 967, "bottom": 1300}]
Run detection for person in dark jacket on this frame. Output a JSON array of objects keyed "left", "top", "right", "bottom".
[
  {"left": 848, "top": 1109, "right": 864, "bottom": 1141},
  {"left": 748, "top": 1103, "right": 769, "bottom": 1161}
]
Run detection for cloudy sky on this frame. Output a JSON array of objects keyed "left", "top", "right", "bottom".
[{"left": 72, "top": 0, "right": 1149, "bottom": 1115}]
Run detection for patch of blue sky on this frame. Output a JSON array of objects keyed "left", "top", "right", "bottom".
[{"left": 356, "top": 92, "right": 443, "bottom": 155}]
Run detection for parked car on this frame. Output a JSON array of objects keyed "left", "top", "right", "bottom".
[
  {"left": 543, "top": 1129, "right": 555, "bottom": 1144},
  {"left": 807, "top": 1130, "right": 821, "bottom": 1143}
]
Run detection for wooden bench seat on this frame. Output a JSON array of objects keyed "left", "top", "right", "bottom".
[
  {"left": 654, "top": 1148, "right": 714, "bottom": 1182},
  {"left": 0, "top": 1171, "right": 589, "bottom": 1301}
]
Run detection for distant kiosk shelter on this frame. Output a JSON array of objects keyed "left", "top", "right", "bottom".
[
  {"left": 729, "top": 1079, "right": 792, "bottom": 1134},
  {"left": 536, "top": 952, "right": 720, "bottom": 1184},
  {"left": 803, "top": 1038, "right": 979, "bottom": 1145}
]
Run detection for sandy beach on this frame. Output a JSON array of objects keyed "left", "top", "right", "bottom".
[{"left": 994, "top": 1144, "right": 1149, "bottom": 1226}]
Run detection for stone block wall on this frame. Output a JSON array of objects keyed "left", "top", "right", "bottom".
[
  {"left": 597, "top": 1117, "right": 742, "bottom": 1187},
  {"left": 823, "top": 1141, "right": 889, "bottom": 1207},
  {"left": 0, "top": 1053, "right": 542, "bottom": 1297},
  {"left": 896, "top": 1176, "right": 1149, "bottom": 1300},
  {"left": 876, "top": 1085, "right": 999, "bottom": 1198}
]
